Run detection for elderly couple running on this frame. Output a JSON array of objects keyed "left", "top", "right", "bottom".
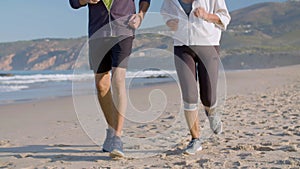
[{"left": 69, "top": 0, "right": 230, "bottom": 158}]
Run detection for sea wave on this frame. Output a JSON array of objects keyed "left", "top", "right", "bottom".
[
  {"left": 0, "top": 70, "right": 176, "bottom": 85},
  {"left": 126, "top": 70, "right": 176, "bottom": 79},
  {"left": 0, "top": 73, "right": 94, "bottom": 85},
  {"left": 0, "top": 85, "right": 29, "bottom": 92},
  {"left": 0, "top": 70, "right": 176, "bottom": 93}
]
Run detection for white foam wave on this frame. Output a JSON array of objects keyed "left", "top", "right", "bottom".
[
  {"left": 126, "top": 70, "right": 176, "bottom": 78},
  {"left": 0, "top": 70, "right": 176, "bottom": 96},
  {"left": 0, "top": 85, "right": 29, "bottom": 92},
  {"left": 0, "top": 73, "right": 94, "bottom": 85},
  {"left": 0, "top": 70, "right": 176, "bottom": 86}
]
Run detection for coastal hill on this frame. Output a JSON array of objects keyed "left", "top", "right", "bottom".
[
  {"left": 0, "top": 0, "right": 300, "bottom": 71},
  {"left": 221, "top": 0, "right": 300, "bottom": 69},
  {"left": 0, "top": 38, "right": 86, "bottom": 71}
]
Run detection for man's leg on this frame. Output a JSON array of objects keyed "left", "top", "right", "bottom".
[
  {"left": 111, "top": 67, "right": 127, "bottom": 137},
  {"left": 95, "top": 68, "right": 126, "bottom": 157},
  {"left": 95, "top": 71, "right": 115, "bottom": 129},
  {"left": 94, "top": 68, "right": 127, "bottom": 135},
  {"left": 108, "top": 37, "right": 133, "bottom": 158},
  {"left": 95, "top": 71, "right": 118, "bottom": 152},
  {"left": 90, "top": 37, "right": 116, "bottom": 130}
]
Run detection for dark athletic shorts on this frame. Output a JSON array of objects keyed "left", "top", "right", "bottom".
[{"left": 88, "top": 36, "right": 134, "bottom": 73}]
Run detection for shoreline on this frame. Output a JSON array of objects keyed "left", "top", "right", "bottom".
[
  {"left": 1, "top": 64, "right": 300, "bottom": 106},
  {"left": 0, "top": 65, "right": 300, "bottom": 107}
]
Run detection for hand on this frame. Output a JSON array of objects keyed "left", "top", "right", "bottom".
[
  {"left": 194, "top": 7, "right": 209, "bottom": 21},
  {"left": 80, "top": 0, "right": 99, "bottom": 5},
  {"left": 128, "top": 14, "right": 143, "bottom": 29},
  {"left": 166, "top": 19, "right": 179, "bottom": 31},
  {"left": 88, "top": 0, "right": 100, "bottom": 4}
]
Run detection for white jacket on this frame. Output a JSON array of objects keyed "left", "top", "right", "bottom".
[{"left": 160, "top": 0, "right": 231, "bottom": 46}]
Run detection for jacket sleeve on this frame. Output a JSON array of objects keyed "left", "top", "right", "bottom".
[
  {"left": 214, "top": 0, "right": 231, "bottom": 30},
  {"left": 69, "top": 0, "right": 87, "bottom": 9},
  {"left": 160, "top": 0, "right": 178, "bottom": 23}
]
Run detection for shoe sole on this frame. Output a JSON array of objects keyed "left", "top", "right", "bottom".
[
  {"left": 110, "top": 149, "right": 125, "bottom": 158},
  {"left": 184, "top": 146, "right": 203, "bottom": 155}
]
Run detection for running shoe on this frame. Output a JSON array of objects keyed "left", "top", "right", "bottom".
[
  {"left": 102, "top": 128, "right": 114, "bottom": 152},
  {"left": 206, "top": 109, "right": 222, "bottom": 134},
  {"left": 109, "top": 136, "right": 125, "bottom": 158},
  {"left": 184, "top": 138, "right": 203, "bottom": 155}
]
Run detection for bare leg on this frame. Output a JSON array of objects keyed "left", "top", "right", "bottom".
[
  {"left": 95, "top": 72, "right": 115, "bottom": 129},
  {"left": 111, "top": 67, "right": 127, "bottom": 137},
  {"left": 95, "top": 68, "right": 127, "bottom": 137},
  {"left": 184, "top": 110, "right": 200, "bottom": 139}
]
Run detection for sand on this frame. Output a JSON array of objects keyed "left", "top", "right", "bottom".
[{"left": 0, "top": 65, "right": 300, "bottom": 168}]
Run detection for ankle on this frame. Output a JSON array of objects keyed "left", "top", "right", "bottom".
[
  {"left": 191, "top": 137, "right": 199, "bottom": 140},
  {"left": 205, "top": 107, "right": 215, "bottom": 116},
  {"left": 115, "top": 130, "right": 122, "bottom": 137},
  {"left": 108, "top": 126, "right": 115, "bottom": 132}
]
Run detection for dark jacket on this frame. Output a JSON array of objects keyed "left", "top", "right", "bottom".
[{"left": 70, "top": 0, "right": 151, "bottom": 37}]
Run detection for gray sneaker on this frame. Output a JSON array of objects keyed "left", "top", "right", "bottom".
[
  {"left": 206, "top": 110, "right": 222, "bottom": 135},
  {"left": 109, "top": 136, "right": 125, "bottom": 158},
  {"left": 184, "top": 138, "right": 203, "bottom": 155},
  {"left": 102, "top": 128, "right": 114, "bottom": 152}
]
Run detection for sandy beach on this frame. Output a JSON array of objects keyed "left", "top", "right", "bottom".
[{"left": 1, "top": 65, "right": 300, "bottom": 168}]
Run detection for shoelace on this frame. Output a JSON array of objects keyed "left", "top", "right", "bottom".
[{"left": 187, "top": 139, "right": 198, "bottom": 147}]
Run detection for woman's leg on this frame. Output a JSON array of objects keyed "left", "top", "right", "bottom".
[
  {"left": 194, "top": 46, "right": 222, "bottom": 134},
  {"left": 195, "top": 46, "right": 219, "bottom": 109},
  {"left": 174, "top": 46, "right": 200, "bottom": 139}
]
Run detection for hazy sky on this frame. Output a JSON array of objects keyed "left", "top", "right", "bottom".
[{"left": 0, "top": 0, "right": 286, "bottom": 42}]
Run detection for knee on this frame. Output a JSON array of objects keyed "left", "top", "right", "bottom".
[
  {"left": 201, "top": 95, "right": 217, "bottom": 108},
  {"left": 95, "top": 73, "right": 111, "bottom": 96},
  {"left": 112, "top": 74, "right": 125, "bottom": 87},
  {"left": 111, "top": 71, "right": 126, "bottom": 91}
]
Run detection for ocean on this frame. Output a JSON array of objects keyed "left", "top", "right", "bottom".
[{"left": 0, "top": 69, "right": 177, "bottom": 105}]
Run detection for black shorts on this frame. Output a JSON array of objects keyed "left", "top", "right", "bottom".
[{"left": 88, "top": 36, "right": 134, "bottom": 73}]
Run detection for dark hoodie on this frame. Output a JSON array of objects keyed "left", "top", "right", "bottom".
[{"left": 69, "top": 0, "right": 151, "bottom": 37}]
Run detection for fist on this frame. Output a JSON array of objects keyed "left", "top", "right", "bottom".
[
  {"left": 128, "top": 14, "right": 143, "bottom": 29},
  {"left": 194, "top": 7, "right": 209, "bottom": 20},
  {"left": 166, "top": 19, "right": 179, "bottom": 31},
  {"left": 87, "top": 0, "right": 100, "bottom": 4}
]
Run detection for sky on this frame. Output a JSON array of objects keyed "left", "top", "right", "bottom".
[{"left": 0, "top": 0, "right": 286, "bottom": 43}]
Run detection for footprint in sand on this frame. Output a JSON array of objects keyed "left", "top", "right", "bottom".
[
  {"left": 0, "top": 162, "right": 14, "bottom": 169},
  {"left": 0, "top": 140, "right": 12, "bottom": 147},
  {"left": 231, "top": 144, "right": 276, "bottom": 152}
]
